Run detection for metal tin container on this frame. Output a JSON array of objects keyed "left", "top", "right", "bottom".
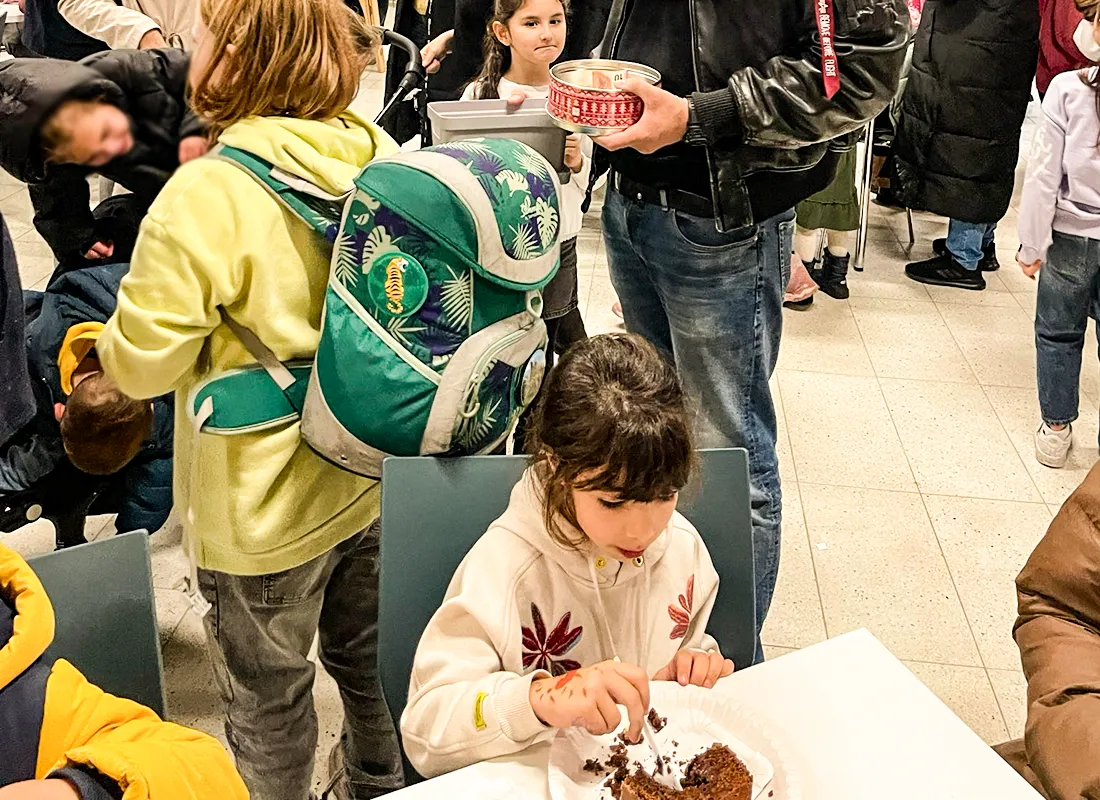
[{"left": 547, "top": 59, "right": 661, "bottom": 135}]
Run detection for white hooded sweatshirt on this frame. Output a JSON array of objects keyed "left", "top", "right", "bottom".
[{"left": 401, "top": 468, "right": 722, "bottom": 778}]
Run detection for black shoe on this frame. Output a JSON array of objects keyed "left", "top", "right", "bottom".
[
  {"left": 784, "top": 296, "right": 814, "bottom": 310},
  {"left": 905, "top": 253, "right": 986, "bottom": 290},
  {"left": 818, "top": 251, "right": 851, "bottom": 300},
  {"left": 874, "top": 186, "right": 906, "bottom": 209},
  {"left": 932, "top": 237, "right": 1000, "bottom": 271}
]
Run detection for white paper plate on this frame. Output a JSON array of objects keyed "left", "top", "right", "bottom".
[{"left": 548, "top": 683, "right": 801, "bottom": 800}]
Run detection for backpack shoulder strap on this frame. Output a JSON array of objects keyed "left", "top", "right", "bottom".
[{"left": 211, "top": 144, "right": 348, "bottom": 242}]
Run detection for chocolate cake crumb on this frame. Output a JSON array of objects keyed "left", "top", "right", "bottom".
[
  {"left": 584, "top": 757, "right": 606, "bottom": 775},
  {"left": 647, "top": 708, "right": 667, "bottom": 732}
]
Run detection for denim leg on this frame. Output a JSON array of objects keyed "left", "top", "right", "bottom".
[
  {"left": 318, "top": 522, "right": 404, "bottom": 799},
  {"left": 1036, "top": 232, "right": 1096, "bottom": 426},
  {"left": 946, "top": 219, "right": 996, "bottom": 270},
  {"left": 603, "top": 192, "right": 789, "bottom": 654},
  {"left": 602, "top": 191, "right": 674, "bottom": 356},
  {"left": 198, "top": 557, "right": 335, "bottom": 800}
]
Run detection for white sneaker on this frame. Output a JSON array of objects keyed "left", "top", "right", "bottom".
[{"left": 1035, "top": 422, "right": 1073, "bottom": 468}]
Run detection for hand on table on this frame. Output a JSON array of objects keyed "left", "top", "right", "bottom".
[
  {"left": 529, "top": 660, "right": 650, "bottom": 741},
  {"left": 421, "top": 29, "right": 454, "bottom": 75},
  {"left": 594, "top": 80, "right": 689, "bottom": 155},
  {"left": 653, "top": 649, "right": 734, "bottom": 688},
  {"left": 1017, "top": 254, "right": 1041, "bottom": 279},
  {"left": 178, "top": 135, "right": 209, "bottom": 164},
  {"left": 84, "top": 240, "right": 114, "bottom": 260},
  {"left": 0, "top": 779, "right": 80, "bottom": 800},
  {"left": 564, "top": 134, "right": 583, "bottom": 173}
]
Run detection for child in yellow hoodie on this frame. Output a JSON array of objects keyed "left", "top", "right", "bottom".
[
  {"left": 95, "top": 0, "right": 404, "bottom": 794},
  {"left": 0, "top": 543, "right": 248, "bottom": 800}
]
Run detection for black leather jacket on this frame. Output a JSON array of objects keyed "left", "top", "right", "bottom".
[{"left": 599, "top": 0, "right": 910, "bottom": 230}]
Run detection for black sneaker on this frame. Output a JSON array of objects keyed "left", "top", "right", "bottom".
[
  {"left": 873, "top": 186, "right": 906, "bottom": 209},
  {"left": 905, "top": 253, "right": 986, "bottom": 291},
  {"left": 932, "top": 237, "right": 1000, "bottom": 271}
]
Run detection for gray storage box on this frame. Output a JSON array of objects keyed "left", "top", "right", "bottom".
[{"left": 428, "top": 98, "right": 568, "bottom": 176}]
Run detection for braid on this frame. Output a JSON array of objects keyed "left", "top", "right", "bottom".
[{"left": 471, "top": 27, "right": 510, "bottom": 99}]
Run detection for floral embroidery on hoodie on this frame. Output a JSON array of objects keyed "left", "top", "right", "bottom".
[
  {"left": 669, "top": 574, "right": 694, "bottom": 640},
  {"left": 521, "top": 602, "right": 582, "bottom": 676}
]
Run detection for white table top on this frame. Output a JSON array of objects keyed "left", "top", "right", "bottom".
[{"left": 393, "top": 629, "right": 1041, "bottom": 799}]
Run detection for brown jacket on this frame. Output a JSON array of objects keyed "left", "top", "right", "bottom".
[{"left": 996, "top": 463, "right": 1100, "bottom": 799}]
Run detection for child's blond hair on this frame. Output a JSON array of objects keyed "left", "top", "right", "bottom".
[
  {"left": 192, "top": 0, "right": 378, "bottom": 136},
  {"left": 40, "top": 98, "right": 104, "bottom": 161}
]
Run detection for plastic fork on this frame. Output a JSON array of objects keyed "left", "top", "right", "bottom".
[{"left": 640, "top": 718, "right": 681, "bottom": 791}]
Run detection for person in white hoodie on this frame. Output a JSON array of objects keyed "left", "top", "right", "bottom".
[
  {"left": 1018, "top": 0, "right": 1100, "bottom": 470},
  {"left": 401, "top": 334, "right": 734, "bottom": 778}
]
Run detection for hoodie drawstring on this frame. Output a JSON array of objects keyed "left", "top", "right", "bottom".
[{"left": 588, "top": 556, "right": 652, "bottom": 667}]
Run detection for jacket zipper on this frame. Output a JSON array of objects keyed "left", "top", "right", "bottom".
[{"left": 607, "top": 0, "right": 634, "bottom": 58}]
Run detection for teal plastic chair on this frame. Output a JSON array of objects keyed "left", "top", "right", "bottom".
[
  {"left": 378, "top": 448, "right": 755, "bottom": 779},
  {"left": 28, "top": 531, "right": 167, "bottom": 717}
]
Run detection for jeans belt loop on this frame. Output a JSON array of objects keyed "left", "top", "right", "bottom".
[{"left": 659, "top": 189, "right": 669, "bottom": 210}]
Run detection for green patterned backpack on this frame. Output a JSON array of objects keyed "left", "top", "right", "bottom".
[{"left": 193, "top": 138, "right": 561, "bottom": 477}]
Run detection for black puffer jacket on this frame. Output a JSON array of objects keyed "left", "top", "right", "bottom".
[
  {"left": 0, "top": 49, "right": 202, "bottom": 265},
  {"left": 893, "top": 0, "right": 1040, "bottom": 224}
]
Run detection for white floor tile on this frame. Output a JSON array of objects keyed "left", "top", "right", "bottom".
[
  {"left": 849, "top": 297, "right": 976, "bottom": 384},
  {"left": 779, "top": 371, "right": 915, "bottom": 492},
  {"left": 760, "top": 484, "right": 827, "bottom": 650},
  {"left": 801, "top": 484, "right": 982, "bottom": 666},
  {"left": 881, "top": 379, "right": 1044, "bottom": 502},
  {"left": 938, "top": 303, "right": 1037, "bottom": 389},
  {"left": 924, "top": 495, "right": 1051, "bottom": 670},
  {"left": 905, "top": 661, "right": 1009, "bottom": 745},
  {"left": 988, "top": 668, "right": 1028, "bottom": 741},
  {"left": 778, "top": 299, "right": 875, "bottom": 377}
]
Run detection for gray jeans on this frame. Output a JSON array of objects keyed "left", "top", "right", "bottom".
[{"left": 197, "top": 522, "right": 404, "bottom": 800}]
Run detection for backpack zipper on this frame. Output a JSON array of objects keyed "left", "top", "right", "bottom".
[{"left": 460, "top": 326, "right": 534, "bottom": 419}]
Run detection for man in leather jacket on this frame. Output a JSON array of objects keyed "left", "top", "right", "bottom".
[{"left": 588, "top": 0, "right": 908, "bottom": 656}]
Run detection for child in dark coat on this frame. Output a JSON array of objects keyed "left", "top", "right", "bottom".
[{"left": 0, "top": 48, "right": 205, "bottom": 269}]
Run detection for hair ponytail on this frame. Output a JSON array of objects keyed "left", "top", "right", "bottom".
[{"left": 471, "top": 26, "right": 510, "bottom": 100}]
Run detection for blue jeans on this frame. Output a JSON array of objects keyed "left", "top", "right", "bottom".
[
  {"left": 602, "top": 191, "right": 792, "bottom": 658},
  {"left": 1036, "top": 230, "right": 1100, "bottom": 432},
  {"left": 946, "top": 219, "right": 996, "bottom": 270}
]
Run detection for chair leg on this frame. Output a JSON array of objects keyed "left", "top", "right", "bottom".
[
  {"left": 854, "top": 119, "right": 875, "bottom": 273},
  {"left": 52, "top": 509, "right": 89, "bottom": 550},
  {"left": 906, "top": 207, "right": 916, "bottom": 246}
]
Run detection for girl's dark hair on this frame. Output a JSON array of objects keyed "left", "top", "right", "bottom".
[
  {"left": 528, "top": 333, "right": 695, "bottom": 550},
  {"left": 467, "top": 0, "right": 570, "bottom": 100}
]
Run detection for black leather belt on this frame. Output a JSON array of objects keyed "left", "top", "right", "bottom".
[{"left": 611, "top": 172, "right": 715, "bottom": 219}]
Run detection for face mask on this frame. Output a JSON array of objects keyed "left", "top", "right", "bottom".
[{"left": 1074, "top": 17, "right": 1100, "bottom": 63}]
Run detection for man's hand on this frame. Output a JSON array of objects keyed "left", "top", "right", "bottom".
[
  {"left": 652, "top": 649, "right": 733, "bottom": 688},
  {"left": 564, "top": 134, "right": 583, "bottom": 173},
  {"left": 1017, "top": 254, "right": 1041, "bottom": 279},
  {"left": 138, "top": 28, "right": 168, "bottom": 49},
  {"left": 84, "top": 241, "right": 114, "bottom": 260},
  {"left": 421, "top": 29, "right": 454, "bottom": 75},
  {"left": 178, "top": 135, "right": 209, "bottom": 164},
  {"left": 595, "top": 79, "right": 690, "bottom": 155},
  {"left": 0, "top": 779, "right": 81, "bottom": 800},
  {"left": 529, "top": 661, "right": 650, "bottom": 741}
]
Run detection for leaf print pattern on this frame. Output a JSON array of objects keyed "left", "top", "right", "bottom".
[
  {"left": 439, "top": 267, "right": 474, "bottom": 330},
  {"left": 522, "top": 196, "right": 559, "bottom": 249},
  {"left": 361, "top": 226, "right": 394, "bottom": 268},
  {"left": 454, "top": 395, "right": 500, "bottom": 449},
  {"left": 668, "top": 574, "right": 694, "bottom": 640},
  {"left": 496, "top": 170, "right": 530, "bottom": 194},
  {"left": 521, "top": 603, "right": 583, "bottom": 676},
  {"left": 334, "top": 232, "right": 359, "bottom": 287},
  {"left": 385, "top": 315, "right": 427, "bottom": 348},
  {"left": 516, "top": 147, "right": 551, "bottom": 181},
  {"left": 510, "top": 224, "right": 538, "bottom": 260}
]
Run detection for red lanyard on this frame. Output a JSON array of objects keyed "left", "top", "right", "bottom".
[{"left": 816, "top": 0, "right": 841, "bottom": 99}]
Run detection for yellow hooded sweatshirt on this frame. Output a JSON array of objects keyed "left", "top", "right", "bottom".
[
  {"left": 98, "top": 112, "right": 399, "bottom": 575},
  {"left": 0, "top": 544, "right": 248, "bottom": 798}
]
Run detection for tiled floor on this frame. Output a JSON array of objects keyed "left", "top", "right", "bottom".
[{"left": 1, "top": 83, "right": 1083, "bottom": 785}]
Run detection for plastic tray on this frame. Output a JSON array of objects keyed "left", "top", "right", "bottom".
[{"left": 428, "top": 98, "right": 568, "bottom": 175}]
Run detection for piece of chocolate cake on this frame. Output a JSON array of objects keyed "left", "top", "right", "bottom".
[
  {"left": 616, "top": 743, "right": 753, "bottom": 800},
  {"left": 647, "top": 709, "right": 668, "bottom": 732}
]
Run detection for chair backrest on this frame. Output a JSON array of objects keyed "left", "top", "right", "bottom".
[
  {"left": 378, "top": 449, "right": 755, "bottom": 775},
  {"left": 28, "top": 531, "right": 166, "bottom": 716}
]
